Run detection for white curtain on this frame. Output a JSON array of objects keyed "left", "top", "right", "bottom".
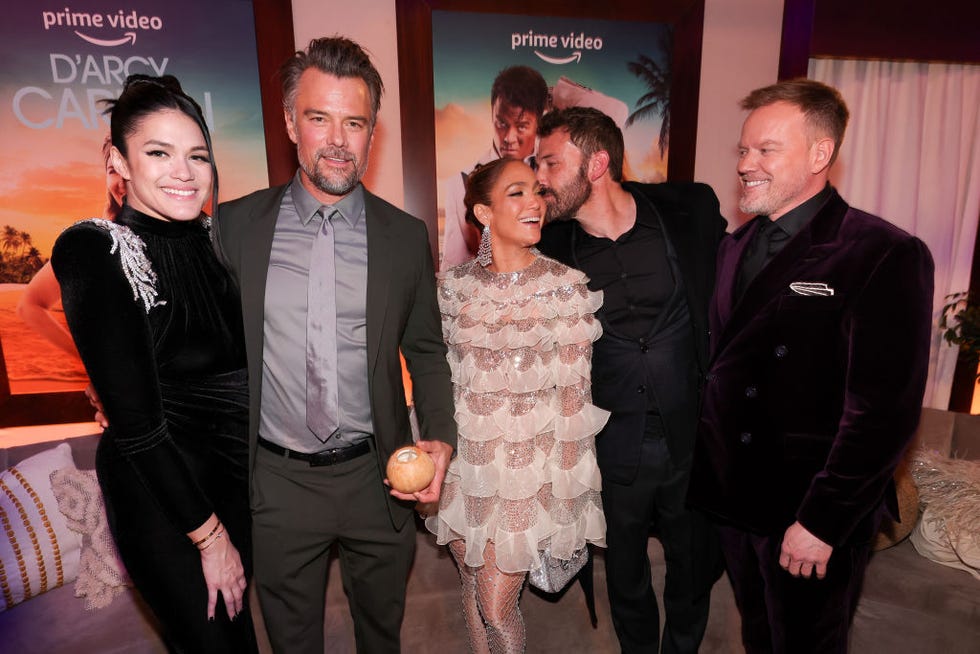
[{"left": 809, "top": 59, "right": 980, "bottom": 410}]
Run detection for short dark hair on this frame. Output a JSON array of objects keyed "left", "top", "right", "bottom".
[
  {"left": 463, "top": 158, "right": 514, "bottom": 230},
  {"left": 741, "top": 78, "right": 849, "bottom": 165},
  {"left": 538, "top": 107, "right": 624, "bottom": 182},
  {"left": 490, "top": 66, "right": 548, "bottom": 118},
  {"left": 280, "top": 36, "right": 384, "bottom": 124},
  {"left": 103, "top": 74, "right": 217, "bottom": 208}
]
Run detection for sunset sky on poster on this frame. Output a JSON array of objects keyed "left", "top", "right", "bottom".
[
  {"left": 0, "top": 0, "right": 268, "bottom": 257},
  {"left": 431, "top": 10, "right": 672, "bottom": 202},
  {"left": 0, "top": 0, "right": 267, "bottom": 395}
]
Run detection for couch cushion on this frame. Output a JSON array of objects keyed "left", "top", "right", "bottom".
[
  {"left": 952, "top": 412, "right": 980, "bottom": 460},
  {"left": 852, "top": 539, "right": 980, "bottom": 653},
  {"left": 0, "top": 443, "right": 83, "bottom": 611},
  {"left": 0, "top": 582, "right": 166, "bottom": 654},
  {"left": 913, "top": 407, "right": 956, "bottom": 456}
]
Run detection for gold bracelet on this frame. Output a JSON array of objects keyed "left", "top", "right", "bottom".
[
  {"left": 198, "top": 529, "right": 225, "bottom": 551},
  {"left": 192, "top": 521, "right": 222, "bottom": 547}
]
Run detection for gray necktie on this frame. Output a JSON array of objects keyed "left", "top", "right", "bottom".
[{"left": 307, "top": 207, "right": 339, "bottom": 441}]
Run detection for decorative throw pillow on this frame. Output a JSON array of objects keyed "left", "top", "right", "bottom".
[
  {"left": 50, "top": 467, "right": 130, "bottom": 609},
  {"left": 0, "top": 443, "right": 83, "bottom": 611},
  {"left": 909, "top": 449, "right": 980, "bottom": 579}
]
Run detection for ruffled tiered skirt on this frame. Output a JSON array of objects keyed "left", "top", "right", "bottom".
[{"left": 427, "top": 256, "right": 609, "bottom": 573}]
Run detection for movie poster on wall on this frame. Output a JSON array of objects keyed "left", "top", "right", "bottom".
[
  {"left": 431, "top": 10, "right": 672, "bottom": 268},
  {"left": 0, "top": 1, "right": 267, "bottom": 401}
]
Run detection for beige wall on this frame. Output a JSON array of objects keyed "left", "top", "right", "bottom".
[
  {"left": 291, "top": 0, "right": 405, "bottom": 206},
  {"left": 289, "top": 0, "right": 785, "bottom": 227},
  {"left": 696, "top": 0, "right": 784, "bottom": 227}
]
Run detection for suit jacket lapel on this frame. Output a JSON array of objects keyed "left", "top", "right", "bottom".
[
  {"left": 364, "top": 189, "right": 392, "bottom": 375},
  {"left": 645, "top": 193, "right": 696, "bottom": 306},
  {"left": 714, "top": 218, "right": 762, "bottom": 332},
  {"left": 240, "top": 187, "right": 287, "bottom": 357},
  {"left": 714, "top": 192, "right": 849, "bottom": 355},
  {"left": 636, "top": 190, "right": 707, "bottom": 367}
]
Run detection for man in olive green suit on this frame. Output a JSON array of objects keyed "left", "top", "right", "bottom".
[{"left": 215, "top": 37, "right": 456, "bottom": 654}]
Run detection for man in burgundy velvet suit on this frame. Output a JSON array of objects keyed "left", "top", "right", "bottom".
[{"left": 688, "top": 80, "right": 934, "bottom": 653}]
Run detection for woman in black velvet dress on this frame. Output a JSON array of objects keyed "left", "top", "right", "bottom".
[{"left": 50, "top": 75, "right": 256, "bottom": 653}]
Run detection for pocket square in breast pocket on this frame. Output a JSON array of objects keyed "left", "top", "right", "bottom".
[{"left": 789, "top": 282, "right": 834, "bottom": 296}]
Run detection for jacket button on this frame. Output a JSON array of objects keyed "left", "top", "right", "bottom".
[
  {"left": 637, "top": 385, "right": 646, "bottom": 394},
  {"left": 774, "top": 345, "right": 789, "bottom": 358},
  {"left": 739, "top": 432, "right": 753, "bottom": 444},
  {"left": 640, "top": 344, "right": 649, "bottom": 353},
  {"left": 705, "top": 373, "right": 716, "bottom": 382},
  {"left": 744, "top": 385, "right": 758, "bottom": 398}
]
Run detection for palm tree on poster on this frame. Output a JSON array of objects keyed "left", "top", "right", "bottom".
[
  {"left": 625, "top": 30, "right": 673, "bottom": 158},
  {"left": 2, "top": 225, "right": 21, "bottom": 254},
  {"left": 24, "top": 246, "right": 43, "bottom": 271},
  {"left": 17, "top": 230, "right": 33, "bottom": 257}
]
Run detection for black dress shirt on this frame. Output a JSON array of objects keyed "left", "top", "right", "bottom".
[
  {"left": 572, "top": 194, "right": 674, "bottom": 341},
  {"left": 737, "top": 183, "right": 833, "bottom": 298}
]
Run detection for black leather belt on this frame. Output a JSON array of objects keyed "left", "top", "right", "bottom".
[{"left": 258, "top": 437, "right": 370, "bottom": 466}]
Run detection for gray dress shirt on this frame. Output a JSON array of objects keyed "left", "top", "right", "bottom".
[{"left": 259, "top": 173, "right": 372, "bottom": 452}]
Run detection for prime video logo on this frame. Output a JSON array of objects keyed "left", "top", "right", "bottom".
[{"left": 41, "top": 7, "right": 164, "bottom": 46}]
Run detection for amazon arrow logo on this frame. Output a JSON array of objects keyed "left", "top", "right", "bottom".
[
  {"left": 75, "top": 31, "right": 136, "bottom": 47},
  {"left": 534, "top": 50, "right": 581, "bottom": 65}
]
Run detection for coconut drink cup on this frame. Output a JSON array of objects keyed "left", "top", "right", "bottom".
[{"left": 386, "top": 445, "right": 435, "bottom": 494}]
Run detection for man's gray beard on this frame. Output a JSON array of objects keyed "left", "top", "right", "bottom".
[
  {"left": 546, "top": 165, "right": 591, "bottom": 222},
  {"left": 548, "top": 205, "right": 579, "bottom": 222},
  {"left": 304, "top": 161, "right": 361, "bottom": 197},
  {"left": 738, "top": 190, "right": 770, "bottom": 216},
  {"left": 737, "top": 197, "right": 757, "bottom": 216}
]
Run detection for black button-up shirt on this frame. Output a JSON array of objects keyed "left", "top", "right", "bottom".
[{"left": 573, "top": 193, "right": 674, "bottom": 340}]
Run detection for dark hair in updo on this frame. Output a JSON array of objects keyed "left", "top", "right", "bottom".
[
  {"left": 102, "top": 74, "right": 218, "bottom": 209},
  {"left": 463, "top": 158, "right": 517, "bottom": 230}
]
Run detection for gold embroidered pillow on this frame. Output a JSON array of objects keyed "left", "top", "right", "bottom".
[{"left": 0, "top": 443, "right": 83, "bottom": 611}]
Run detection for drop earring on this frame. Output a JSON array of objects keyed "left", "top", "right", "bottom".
[{"left": 477, "top": 224, "right": 492, "bottom": 267}]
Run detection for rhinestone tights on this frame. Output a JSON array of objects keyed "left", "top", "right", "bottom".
[{"left": 449, "top": 540, "right": 527, "bottom": 654}]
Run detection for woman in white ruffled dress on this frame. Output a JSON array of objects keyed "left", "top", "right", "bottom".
[{"left": 424, "top": 158, "right": 609, "bottom": 653}]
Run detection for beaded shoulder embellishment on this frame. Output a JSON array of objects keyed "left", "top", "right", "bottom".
[{"left": 85, "top": 219, "right": 166, "bottom": 313}]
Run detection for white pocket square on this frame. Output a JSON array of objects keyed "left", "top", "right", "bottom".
[{"left": 789, "top": 282, "right": 834, "bottom": 296}]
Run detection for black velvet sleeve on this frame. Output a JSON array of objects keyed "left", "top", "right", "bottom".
[{"left": 51, "top": 223, "right": 213, "bottom": 533}]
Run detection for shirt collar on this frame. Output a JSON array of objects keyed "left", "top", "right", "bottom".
[
  {"left": 289, "top": 170, "right": 366, "bottom": 228},
  {"left": 768, "top": 183, "right": 833, "bottom": 237},
  {"left": 629, "top": 188, "right": 659, "bottom": 230},
  {"left": 573, "top": 188, "right": 659, "bottom": 244}
]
